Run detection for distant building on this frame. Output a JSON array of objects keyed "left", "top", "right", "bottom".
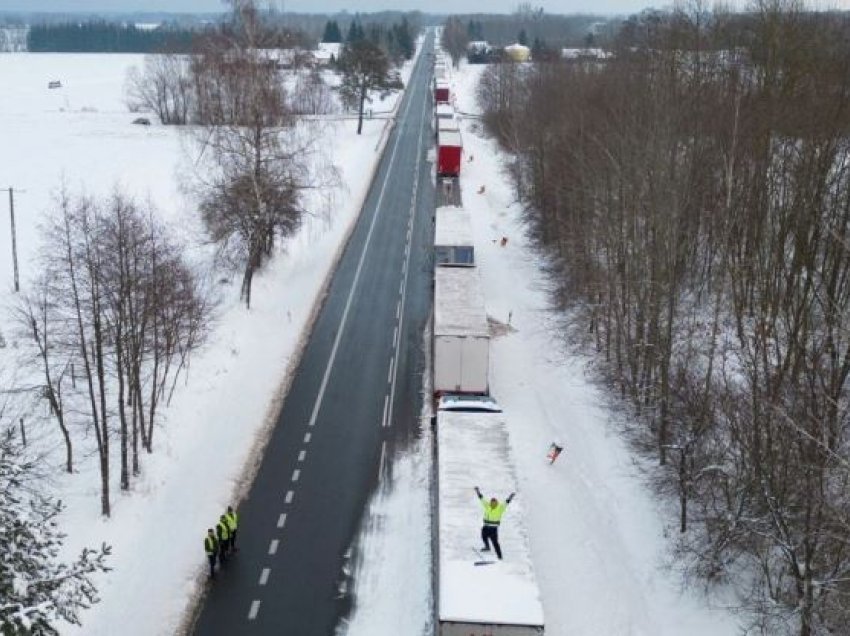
[
  {"left": 467, "top": 40, "right": 497, "bottom": 64},
  {"left": 561, "top": 48, "right": 613, "bottom": 61},
  {"left": 314, "top": 42, "right": 341, "bottom": 66}
]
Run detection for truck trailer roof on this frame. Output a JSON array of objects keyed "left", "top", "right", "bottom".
[
  {"left": 438, "top": 130, "right": 463, "bottom": 148},
  {"left": 435, "top": 206, "right": 473, "bottom": 248},
  {"left": 437, "top": 409, "right": 545, "bottom": 629},
  {"left": 434, "top": 267, "right": 488, "bottom": 338}
]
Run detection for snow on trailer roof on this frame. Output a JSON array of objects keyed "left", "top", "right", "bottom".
[
  {"left": 436, "top": 103, "right": 455, "bottom": 118},
  {"left": 438, "top": 130, "right": 463, "bottom": 148},
  {"left": 438, "top": 117, "right": 459, "bottom": 132},
  {"left": 437, "top": 409, "right": 545, "bottom": 628},
  {"left": 434, "top": 267, "right": 488, "bottom": 338},
  {"left": 435, "top": 206, "right": 473, "bottom": 248}
]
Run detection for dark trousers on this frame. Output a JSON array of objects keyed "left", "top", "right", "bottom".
[
  {"left": 481, "top": 525, "right": 502, "bottom": 559},
  {"left": 218, "top": 541, "right": 228, "bottom": 565},
  {"left": 207, "top": 554, "right": 216, "bottom": 577},
  {"left": 229, "top": 529, "right": 238, "bottom": 551}
]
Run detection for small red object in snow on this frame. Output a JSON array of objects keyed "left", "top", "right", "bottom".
[{"left": 547, "top": 442, "right": 564, "bottom": 464}]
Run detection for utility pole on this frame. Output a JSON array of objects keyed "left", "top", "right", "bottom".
[{"left": 0, "top": 187, "right": 21, "bottom": 292}]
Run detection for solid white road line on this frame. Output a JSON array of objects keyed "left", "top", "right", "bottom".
[
  {"left": 259, "top": 568, "right": 270, "bottom": 586},
  {"left": 248, "top": 600, "right": 261, "bottom": 620},
  {"left": 277, "top": 512, "right": 287, "bottom": 528},
  {"left": 269, "top": 540, "right": 279, "bottom": 555}
]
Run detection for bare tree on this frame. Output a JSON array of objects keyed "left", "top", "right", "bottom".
[
  {"left": 125, "top": 53, "right": 193, "bottom": 124},
  {"left": 191, "top": 0, "right": 316, "bottom": 308},
  {"left": 441, "top": 16, "right": 469, "bottom": 68}
]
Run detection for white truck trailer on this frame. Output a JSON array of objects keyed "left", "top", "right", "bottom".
[
  {"left": 435, "top": 398, "right": 545, "bottom": 635},
  {"left": 434, "top": 267, "right": 489, "bottom": 395},
  {"left": 435, "top": 206, "right": 474, "bottom": 266}
]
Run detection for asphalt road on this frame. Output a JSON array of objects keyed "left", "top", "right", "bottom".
[{"left": 190, "top": 35, "right": 436, "bottom": 636}]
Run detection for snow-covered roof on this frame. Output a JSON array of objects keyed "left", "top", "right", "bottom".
[
  {"left": 467, "top": 40, "right": 492, "bottom": 51},
  {"left": 561, "top": 47, "right": 612, "bottom": 60},
  {"left": 435, "top": 103, "right": 455, "bottom": 118},
  {"left": 434, "top": 267, "right": 488, "bottom": 338},
  {"left": 438, "top": 117, "right": 459, "bottom": 132},
  {"left": 314, "top": 42, "right": 341, "bottom": 63},
  {"left": 436, "top": 206, "right": 473, "bottom": 248},
  {"left": 438, "top": 130, "right": 462, "bottom": 148},
  {"left": 437, "top": 409, "right": 545, "bottom": 628},
  {"left": 318, "top": 42, "right": 342, "bottom": 56},
  {"left": 436, "top": 78, "right": 450, "bottom": 89}
]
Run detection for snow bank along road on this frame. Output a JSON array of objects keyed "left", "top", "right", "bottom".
[{"left": 189, "top": 36, "right": 436, "bottom": 636}]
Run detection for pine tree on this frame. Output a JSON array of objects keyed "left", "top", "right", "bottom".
[
  {"left": 322, "top": 20, "right": 342, "bottom": 43},
  {"left": 0, "top": 427, "right": 111, "bottom": 634}
]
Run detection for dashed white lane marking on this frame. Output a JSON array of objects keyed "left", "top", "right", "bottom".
[
  {"left": 259, "top": 568, "right": 270, "bottom": 586},
  {"left": 285, "top": 490, "right": 294, "bottom": 504},
  {"left": 379, "top": 440, "right": 387, "bottom": 476},
  {"left": 269, "top": 539, "right": 279, "bottom": 555},
  {"left": 277, "top": 513, "right": 287, "bottom": 528},
  {"left": 304, "top": 69, "right": 416, "bottom": 433},
  {"left": 387, "top": 356, "right": 394, "bottom": 383},
  {"left": 303, "top": 432, "right": 312, "bottom": 444},
  {"left": 381, "top": 394, "right": 389, "bottom": 428},
  {"left": 292, "top": 469, "right": 301, "bottom": 482},
  {"left": 384, "top": 78, "right": 428, "bottom": 437},
  {"left": 248, "top": 600, "right": 261, "bottom": 620},
  {"left": 393, "top": 325, "right": 398, "bottom": 343},
  {"left": 298, "top": 449, "right": 306, "bottom": 462}
]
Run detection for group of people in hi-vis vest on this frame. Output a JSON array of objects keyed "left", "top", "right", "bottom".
[{"left": 204, "top": 506, "right": 239, "bottom": 578}]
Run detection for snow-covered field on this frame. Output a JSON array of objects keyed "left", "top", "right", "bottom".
[
  {"left": 339, "top": 60, "right": 744, "bottom": 635},
  {"left": 0, "top": 50, "right": 415, "bottom": 635},
  {"left": 2, "top": 44, "right": 744, "bottom": 636}
]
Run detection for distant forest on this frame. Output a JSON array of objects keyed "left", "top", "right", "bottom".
[
  {"left": 27, "top": 22, "right": 198, "bottom": 53},
  {"left": 454, "top": 12, "right": 615, "bottom": 48}
]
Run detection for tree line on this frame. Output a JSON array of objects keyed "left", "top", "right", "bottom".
[
  {"left": 27, "top": 21, "right": 198, "bottom": 53},
  {"left": 478, "top": 3, "right": 850, "bottom": 634}
]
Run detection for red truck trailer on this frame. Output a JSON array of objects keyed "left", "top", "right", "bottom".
[
  {"left": 435, "top": 79, "right": 451, "bottom": 104},
  {"left": 437, "top": 130, "right": 463, "bottom": 178}
]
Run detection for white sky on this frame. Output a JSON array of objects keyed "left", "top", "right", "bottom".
[
  {"left": 0, "top": 0, "right": 677, "bottom": 17},
  {"left": 1, "top": 0, "right": 849, "bottom": 17}
]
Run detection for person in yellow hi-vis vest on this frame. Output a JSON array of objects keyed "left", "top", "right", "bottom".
[
  {"left": 224, "top": 506, "right": 239, "bottom": 553},
  {"left": 216, "top": 515, "right": 230, "bottom": 565},
  {"left": 204, "top": 529, "right": 218, "bottom": 578},
  {"left": 474, "top": 486, "right": 515, "bottom": 560}
]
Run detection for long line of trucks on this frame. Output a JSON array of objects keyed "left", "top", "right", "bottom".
[
  {"left": 430, "top": 51, "right": 545, "bottom": 631},
  {"left": 432, "top": 48, "right": 463, "bottom": 180}
]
